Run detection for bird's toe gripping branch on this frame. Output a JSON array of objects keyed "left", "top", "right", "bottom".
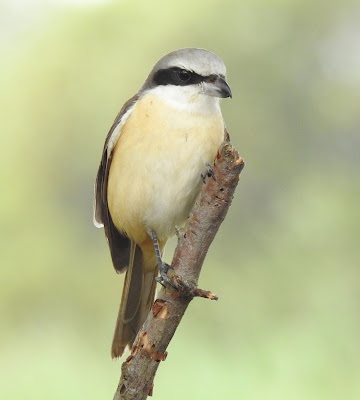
[
  {"left": 155, "top": 262, "right": 177, "bottom": 289},
  {"left": 201, "top": 162, "right": 216, "bottom": 184},
  {"left": 147, "top": 229, "right": 177, "bottom": 288},
  {"left": 148, "top": 228, "right": 217, "bottom": 297}
]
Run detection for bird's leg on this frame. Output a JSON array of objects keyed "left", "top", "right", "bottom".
[
  {"left": 147, "top": 229, "right": 175, "bottom": 287},
  {"left": 201, "top": 162, "right": 216, "bottom": 183}
]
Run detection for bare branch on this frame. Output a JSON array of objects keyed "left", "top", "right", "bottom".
[{"left": 113, "top": 141, "right": 244, "bottom": 400}]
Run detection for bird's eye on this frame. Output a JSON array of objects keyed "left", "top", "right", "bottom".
[{"left": 178, "top": 69, "right": 191, "bottom": 82}]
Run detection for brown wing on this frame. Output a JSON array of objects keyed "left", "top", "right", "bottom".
[{"left": 94, "top": 94, "right": 139, "bottom": 273}]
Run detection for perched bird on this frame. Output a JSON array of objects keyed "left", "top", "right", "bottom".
[{"left": 94, "top": 48, "right": 232, "bottom": 358}]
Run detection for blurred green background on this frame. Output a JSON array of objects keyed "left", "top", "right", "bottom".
[{"left": 1, "top": 0, "right": 360, "bottom": 399}]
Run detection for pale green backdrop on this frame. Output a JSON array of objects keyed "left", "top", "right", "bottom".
[{"left": 1, "top": 0, "right": 360, "bottom": 399}]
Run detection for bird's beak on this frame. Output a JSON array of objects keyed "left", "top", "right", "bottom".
[{"left": 202, "top": 76, "right": 232, "bottom": 99}]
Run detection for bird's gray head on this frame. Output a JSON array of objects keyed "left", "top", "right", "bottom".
[{"left": 142, "top": 48, "right": 232, "bottom": 100}]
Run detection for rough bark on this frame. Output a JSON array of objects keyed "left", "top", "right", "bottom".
[{"left": 113, "top": 141, "right": 244, "bottom": 400}]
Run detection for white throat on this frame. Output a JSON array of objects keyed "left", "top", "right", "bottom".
[{"left": 145, "top": 85, "right": 221, "bottom": 115}]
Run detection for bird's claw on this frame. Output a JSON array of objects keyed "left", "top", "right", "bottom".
[
  {"left": 156, "top": 262, "right": 177, "bottom": 288},
  {"left": 201, "top": 163, "right": 216, "bottom": 184}
]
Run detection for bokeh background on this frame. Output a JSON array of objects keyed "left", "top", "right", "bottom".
[{"left": 1, "top": 0, "right": 360, "bottom": 399}]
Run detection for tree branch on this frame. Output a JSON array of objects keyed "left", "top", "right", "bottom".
[{"left": 113, "top": 141, "right": 244, "bottom": 400}]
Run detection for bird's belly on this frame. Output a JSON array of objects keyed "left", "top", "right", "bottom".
[{"left": 107, "top": 96, "right": 224, "bottom": 243}]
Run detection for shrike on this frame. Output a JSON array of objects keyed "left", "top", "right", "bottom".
[{"left": 94, "top": 48, "right": 232, "bottom": 358}]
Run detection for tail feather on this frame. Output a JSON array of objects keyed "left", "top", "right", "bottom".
[{"left": 111, "top": 240, "right": 158, "bottom": 358}]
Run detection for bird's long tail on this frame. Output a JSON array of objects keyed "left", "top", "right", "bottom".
[{"left": 111, "top": 240, "right": 158, "bottom": 359}]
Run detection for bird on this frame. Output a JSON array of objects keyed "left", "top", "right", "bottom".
[{"left": 93, "top": 47, "right": 232, "bottom": 358}]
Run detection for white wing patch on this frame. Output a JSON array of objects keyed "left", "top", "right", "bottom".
[{"left": 106, "top": 105, "right": 135, "bottom": 160}]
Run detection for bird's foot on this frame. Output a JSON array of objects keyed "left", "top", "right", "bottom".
[
  {"left": 155, "top": 262, "right": 176, "bottom": 288},
  {"left": 147, "top": 228, "right": 177, "bottom": 289},
  {"left": 201, "top": 163, "right": 216, "bottom": 183}
]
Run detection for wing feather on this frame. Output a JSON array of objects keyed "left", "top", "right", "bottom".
[{"left": 93, "top": 94, "right": 139, "bottom": 273}]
